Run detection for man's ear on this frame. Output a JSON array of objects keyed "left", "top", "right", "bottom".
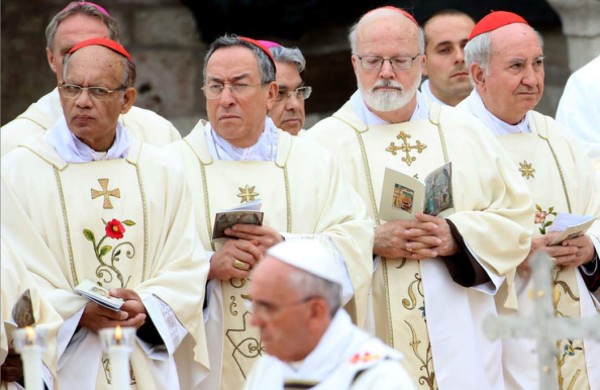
[
  {"left": 265, "top": 81, "right": 279, "bottom": 111},
  {"left": 471, "top": 63, "right": 486, "bottom": 89},
  {"left": 46, "top": 47, "right": 58, "bottom": 74},
  {"left": 120, "top": 88, "right": 137, "bottom": 114},
  {"left": 422, "top": 55, "right": 429, "bottom": 77}
]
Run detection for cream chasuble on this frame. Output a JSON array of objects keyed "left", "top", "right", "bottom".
[
  {"left": 168, "top": 120, "right": 374, "bottom": 390},
  {"left": 1, "top": 237, "right": 63, "bottom": 390},
  {"left": 306, "top": 99, "right": 534, "bottom": 390},
  {"left": 1, "top": 88, "right": 181, "bottom": 157},
  {"left": 468, "top": 107, "right": 600, "bottom": 390},
  {"left": 1, "top": 137, "right": 209, "bottom": 390}
]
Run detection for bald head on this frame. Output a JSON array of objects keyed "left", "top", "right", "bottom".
[{"left": 350, "top": 8, "right": 424, "bottom": 55}]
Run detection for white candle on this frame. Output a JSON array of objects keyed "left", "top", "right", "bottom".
[
  {"left": 13, "top": 326, "right": 46, "bottom": 390},
  {"left": 99, "top": 326, "right": 135, "bottom": 390}
]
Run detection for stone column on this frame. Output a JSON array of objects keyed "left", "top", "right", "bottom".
[{"left": 546, "top": 0, "right": 600, "bottom": 72}]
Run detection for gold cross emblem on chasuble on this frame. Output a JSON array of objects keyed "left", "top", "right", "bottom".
[
  {"left": 519, "top": 160, "right": 536, "bottom": 180},
  {"left": 237, "top": 185, "right": 259, "bottom": 203},
  {"left": 385, "top": 130, "right": 427, "bottom": 167},
  {"left": 91, "top": 178, "right": 121, "bottom": 209}
]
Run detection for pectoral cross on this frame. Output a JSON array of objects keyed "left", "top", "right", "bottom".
[
  {"left": 91, "top": 178, "right": 121, "bottom": 209},
  {"left": 385, "top": 130, "right": 427, "bottom": 166},
  {"left": 483, "top": 252, "right": 600, "bottom": 390}
]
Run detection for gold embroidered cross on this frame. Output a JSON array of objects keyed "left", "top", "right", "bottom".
[
  {"left": 237, "top": 185, "right": 259, "bottom": 203},
  {"left": 519, "top": 160, "right": 535, "bottom": 180},
  {"left": 91, "top": 178, "right": 120, "bottom": 209},
  {"left": 385, "top": 131, "right": 427, "bottom": 166}
]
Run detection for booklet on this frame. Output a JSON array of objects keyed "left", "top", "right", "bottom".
[
  {"left": 212, "top": 199, "right": 264, "bottom": 240},
  {"left": 379, "top": 162, "right": 453, "bottom": 221},
  {"left": 74, "top": 279, "right": 124, "bottom": 312},
  {"left": 547, "top": 212, "right": 596, "bottom": 246}
]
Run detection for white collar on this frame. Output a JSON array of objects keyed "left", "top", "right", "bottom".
[
  {"left": 203, "top": 117, "right": 279, "bottom": 161},
  {"left": 462, "top": 90, "right": 531, "bottom": 136},
  {"left": 420, "top": 79, "right": 449, "bottom": 107},
  {"left": 45, "top": 116, "right": 130, "bottom": 163}
]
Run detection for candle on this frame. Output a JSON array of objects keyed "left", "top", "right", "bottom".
[
  {"left": 99, "top": 326, "right": 135, "bottom": 389},
  {"left": 13, "top": 326, "right": 46, "bottom": 390}
]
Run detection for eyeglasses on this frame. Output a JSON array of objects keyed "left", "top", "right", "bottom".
[
  {"left": 59, "top": 83, "right": 127, "bottom": 100},
  {"left": 202, "top": 82, "right": 266, "bottom": 100},
  {"left": 275, "top": 86, "right": 312, "bottom": 102},
  {"left": 356, "top": 54, "right": 421, "bottom": 71},
  {"left": 245, "top": 295, "right": 317, "bottom": 318}
]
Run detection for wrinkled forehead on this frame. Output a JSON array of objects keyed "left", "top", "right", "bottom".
[
  {"left": 490, "top": 23, "right": 542, "bottom": 56},
  {"left": 65, "top": 45, "right": 124, "bottom": 81},
  {"left": 206, "top": 46, "right": 260, "bottom": 80}
]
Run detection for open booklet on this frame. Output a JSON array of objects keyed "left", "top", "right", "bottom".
[
  {"left": 74, "top": 279, "right": 124, "bottom": 312},
  {"left": 379, "top": 162, "right": 453, "bottom": 221},
  {"left": 547, "top": 212, "right": 596, "bottom": 246},
  {"left": 212, "top": 199, "right": 264, "bottom": 240}
]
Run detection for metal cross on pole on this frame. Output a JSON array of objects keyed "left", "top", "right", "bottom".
[{"left": 483, "top": 251, "right": 600, "bottom": 390}]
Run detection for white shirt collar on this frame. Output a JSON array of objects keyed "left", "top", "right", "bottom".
[
  {"left": 462, "top": 90, "right": 531, "bottom": 136},
  {"left": 349, "top": 89, "right": 430, "bottom": 126},
  {"left": 203, "top": 117, "right": 279, "bottom": 161},
  {"left": 420, "top": 79, "right": 449, "bottom": 107},
  {"left": 45, "top": 116, "right": 131, "bottom": 163}
]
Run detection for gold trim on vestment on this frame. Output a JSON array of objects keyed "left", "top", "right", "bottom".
[
  {"left": 54, "top": 167, "right": 79, "bottom": 286},
  {"left": 132, "top": 161, "right": 149, "bottom": 280}
]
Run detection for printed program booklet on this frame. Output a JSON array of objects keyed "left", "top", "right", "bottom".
[
  {"left": 212, "top": 199, "right": 264, "bottom": 239},
  {"left": 379, "top": 162, "right": 453, "bottom": 221},
  {"left": 74, "top": 279, "right": 124, "bottom": 311},
  {"left": 547, "top": 212, "right": 596, "bottom": 245}
]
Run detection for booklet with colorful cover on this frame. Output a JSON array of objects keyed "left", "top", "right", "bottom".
[
  {"left": 75, "top": 279, "right": 124, "bottom": 312},
  {"left": 379, "top": 162, "right": 453, "bottom": 221}
]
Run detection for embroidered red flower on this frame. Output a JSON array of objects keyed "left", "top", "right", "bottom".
[{"left": 105, "top": 219, "right": 125, "bottom": 239}]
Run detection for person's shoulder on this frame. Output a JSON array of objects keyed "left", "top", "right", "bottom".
[
  {"left": 305, "top": 102, "right": 358, "bottom": 138},
  {"left": 121, "top": 106, "right": 182, "bottom": 144}
]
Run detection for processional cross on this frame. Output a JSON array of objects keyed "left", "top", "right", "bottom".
[
  {"left": 385, "top": 131, "right": 427, "bottom": 167},
  {"left": 483, "top": 252, "right": 600, "bottom": 390},
  {"left": 91, "top": 178, "right": 121, "bottom": 209}
]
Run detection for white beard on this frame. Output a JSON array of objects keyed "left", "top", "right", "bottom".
[{"left": 360, "top": 75, "right": 421, "bottom": 112}]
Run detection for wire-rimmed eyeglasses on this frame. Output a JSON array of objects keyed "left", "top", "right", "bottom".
[
  {"left": 59, "top": 83, "right": 127, "bottom": 100},
  {"left": 202, "top": 82, "right": 266, "bottom": 100},
  {"left": 356, "top": 54, "right": 421, "bottom": 71},
  {"left": 275, "top": 86, "right": 312, "bottom": 102}
]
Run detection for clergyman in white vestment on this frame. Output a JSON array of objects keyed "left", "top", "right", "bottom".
[
  {"left": 460, "top": 11, "right": 600, "bottom": 390},
  {"left": 1, "top": 39, "right": 209, "bottom": 390},
  {"left": 305, "top": 7, "right": 534, "bottom": 389},
  {"left": 0, "top": 1, "right": 180, "bottom": 158},
  {"left": 166, "top": 35, "right": 374, "bottom": 390},
  {"left": 244, "top": 240, "right": 415, "bottom": 390}
]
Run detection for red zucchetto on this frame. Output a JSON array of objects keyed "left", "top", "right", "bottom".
[
  {"left": 469, "top": 11, "right": 529, "bottom": 41},
  {"left": 365, "top": 6, "right": 418, "bottom": 26},
  {"left": 68, "top": 38, "right": 132, "bottom": 61},
  {"left": 239, "top": 36, "right": 277, "bottom": 72}
]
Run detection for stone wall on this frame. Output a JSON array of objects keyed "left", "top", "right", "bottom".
[{"left": 0, "top": 1, "right": 585, "bottom": 135}]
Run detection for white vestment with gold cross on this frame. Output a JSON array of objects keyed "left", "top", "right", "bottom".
[
  {"left": 460, "top": 93, "right": 600, "bottom": 390},
  {"left": 1, "top": 136, "right": 209, "bottom": 390},
  {"left": 168, "top": 120, "right": 374, "bottom": 390},
  {"left": 305, "top": 96, "right": 534, "bottom": 390}
]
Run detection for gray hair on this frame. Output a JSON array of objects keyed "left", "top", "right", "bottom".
[
  {"left": 63, "top": 50, "right": 136, "bottom": 87},
  {"left": 465, "top": 28, "right": 545, "bottom": 76},
  {"left": 45, "top": 2, "right": 120, "bottom": 52},
  {"left": 269, "top": 46, "right": 306, "bottom": 74},
  {"left": 203, "top": 34, "right": 276, "bottom": 85},
  {"left": 348, "top": 8, "right": 425, "bottom": 55},
  {"left": 288, "top": 269, "right": 341, "bottom": 317}
]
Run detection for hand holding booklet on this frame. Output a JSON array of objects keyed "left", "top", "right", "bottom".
[
  {"left": 379, "top": 162, "right": 454, "bottom": 221},
  {"left": 74, "top": 279, "right": 124, "bottom": 311},
  {"left": 547, "top": 212, "right": 596, "bottom": 246},
  {"left": 212, "top": 199, "right": 264, "bottom": 239}
]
